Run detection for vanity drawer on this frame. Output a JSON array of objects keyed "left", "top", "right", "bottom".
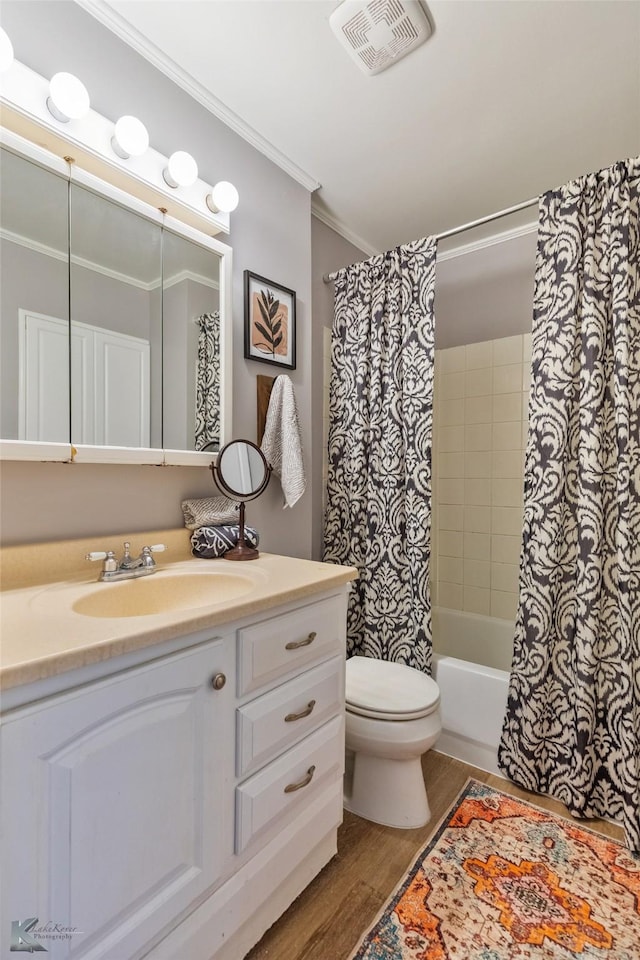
[
  {"left": 236, "top": 655, "right": 344, "bottom": 777},
  {"left": 237, "top": 595, "right": 345, "bottom": 695},
  {"left": 235, "top": 715, "right": 344, "bottom": 854}
]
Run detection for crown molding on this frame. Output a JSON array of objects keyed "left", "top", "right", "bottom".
[
  {"left": 75, "top": 0, "right": 321, "bottom": 194},
  {"left": 311, "top": 201, "right": 379, "bottom": 258}
]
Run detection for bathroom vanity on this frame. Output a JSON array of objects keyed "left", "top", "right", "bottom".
[{"left": 0, "top": 539, "right": 356, "bottom": 959}]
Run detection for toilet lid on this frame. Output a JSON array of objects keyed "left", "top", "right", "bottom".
[{"left": 345, "top": 656, "right": 440, "bottom": 721}]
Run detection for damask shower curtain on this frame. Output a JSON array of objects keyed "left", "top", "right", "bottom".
[
  {"left": 194, "top": 312, "right": 220, "bottom": 451},
  {"left": 323, "top": 237, "right": 437, "bottom": 673},
  {"left": 498, "top": 158, "right": 640, "bottom": 851}
]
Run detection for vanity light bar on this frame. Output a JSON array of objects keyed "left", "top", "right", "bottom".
[{"left": 0, "top": 57, "right": 237, "bottom": 237}]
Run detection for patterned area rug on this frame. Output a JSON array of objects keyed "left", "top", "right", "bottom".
[{"left": 349, "top": 779, "right": 640, "bottom": 959}]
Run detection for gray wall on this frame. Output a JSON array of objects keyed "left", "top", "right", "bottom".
[
  {"left": 434, "top": 230, "right": 537, "bottom": 348},
  {"left": 0, "top": 1, "right": 313, "bottom": 557},
  {"left": 310, "top": 216, "right": 367, "bottom": 560}
]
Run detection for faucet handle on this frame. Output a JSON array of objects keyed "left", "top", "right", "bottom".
[
  {"left": 140, "top": 543, "right": 165, "bottom": 568},
  {"left": 85, "top": 550, "right": 118, "bottom": 574}
]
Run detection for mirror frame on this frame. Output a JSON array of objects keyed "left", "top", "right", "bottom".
[
  {"left": 210, "top": 439, "right": 271, "bottom": 501},
  {"left": 0, "top": 127, "right": 232, "bottom": 467}
]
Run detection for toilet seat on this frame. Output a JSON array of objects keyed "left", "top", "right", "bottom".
[{"left": 345, "top": 656, "right": 440, "bottom": 721}]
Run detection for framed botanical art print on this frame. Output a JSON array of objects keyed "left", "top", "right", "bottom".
[{"left": 244, "top": 270, "right": 296, "bottom": 370}]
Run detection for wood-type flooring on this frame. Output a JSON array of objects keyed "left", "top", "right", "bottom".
[{"left": 245, "top": 751, "right": 625, "bottom": 960}]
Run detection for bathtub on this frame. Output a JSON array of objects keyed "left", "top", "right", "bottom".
[{"left": 431, "top": 607, "right": 513, "bottom": 775}]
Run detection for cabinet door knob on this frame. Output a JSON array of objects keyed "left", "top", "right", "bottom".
[
  {"left": 284, "top": 765, "right": 316, "bottom": 794},
  {"left": 285, "top": 700, "right": 316, "bottom": 723},
  {"left": 285, "top": 631, "right": 317, "bottom": 650},
  {"left": 210, "top": 673, "right": 226, "bottom": 690}
]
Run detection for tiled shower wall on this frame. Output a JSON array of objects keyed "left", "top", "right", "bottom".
[{"left": 431, "top": 334, "right": 532, "bottom": 620}]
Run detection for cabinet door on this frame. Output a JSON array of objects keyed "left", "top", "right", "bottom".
[{"left": 1, "top": 636, "right": 233, "bottom": 960}]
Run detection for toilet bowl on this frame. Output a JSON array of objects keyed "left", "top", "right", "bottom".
[{"left": 344, "top": 656, "right": 441, "bottom": 829}]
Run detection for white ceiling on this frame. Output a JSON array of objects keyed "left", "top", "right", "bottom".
[{"left": 83, "top": 0, "right": 639, "bottom": 255}]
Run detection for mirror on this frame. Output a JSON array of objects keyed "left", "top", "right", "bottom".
[
  {"left": 0, "top": 146, "right": 70, "bottom": 445},
  {"left": 0, "top": 136, "right": 231, "bottom": 464},
  {"left": 210, "top": 440, "right": 271, "bottom": 560},
  {"left": 162, "top": 227, "right": 221, "bottom": 453},
  {"left": 69, "top": 181, "right": 163, "bottom": 449}
]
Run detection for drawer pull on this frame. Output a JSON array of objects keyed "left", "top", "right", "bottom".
[
  {"left": 285, "top": 631, "right": 317, "bottom": 651},
  {"left": 285, "top": 699, "right": 316, "bottom": 723},
  {"left": 284, "top": 765, "right": 316, "bottom": 794},
  {"left": 210, "top": 673, "right": 227, "bottom": 690}
]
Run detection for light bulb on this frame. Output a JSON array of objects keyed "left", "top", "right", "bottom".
[
  {"left": 111, "top": 115, "right": 149, "bottom": 159},
  {"left": 163, "top": 151, "right": 198, "bottom": 188},
  {"left": 47, "top": 72, "right": 90, "bottom": 122},
  {"left": 0, "top": 27, "right": 14, "bottom": 73},
  {"left": 206, "top": 181, "right": 240, "bottom": 214}
]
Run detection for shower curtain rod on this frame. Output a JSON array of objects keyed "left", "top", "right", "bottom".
[{"left": 322, "top": 194, "right": 539, "bottom": 283}]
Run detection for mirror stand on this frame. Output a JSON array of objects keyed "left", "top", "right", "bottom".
[
  {"left": 224, "top": 501, "right": 257, "bottom": 561},
  {"left": 208, "top": 439, "right": 271, "bottom": 561}
]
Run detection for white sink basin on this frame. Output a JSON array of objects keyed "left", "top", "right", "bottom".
[{"left": 71, "top": 571, "right": 255, "bottom": 619}]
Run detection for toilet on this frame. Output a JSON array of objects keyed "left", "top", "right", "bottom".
[{"left": 344, "top": 656, "right": 441, "bottom": 829}]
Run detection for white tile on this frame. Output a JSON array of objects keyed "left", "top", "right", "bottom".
[
  {"left": 492, "top": 478, "right": 524, "bottom": 508},
  {"left": 492, "top": 450, "right": 523, "bottom": 479},
  {"left": 491, "top": 590, "right": 519, "bottom": 621},
  {"left": 439, "top": 478, "right": 465, "bottom": 504},
  {"left": 465, "top": 367, "right": 492, "bottom": 397},
  {"left": 493, "top": 363, "right": 523, "bottom": 395},
  {"left": 441, "top": 371, "right": 465, "bottom": 400},
  {"left": 440, "top": 531, "right": 463, "bottom": 557},
  {"left": 522, "top": 333, "right": 533, "bottom": 362},
  {"left": 465, "top": 423, "right": 493, "bottom": 452},
  {"left": 522, "top": 392, "right": 530, "bottom": 420},
  {"left": 464, "top": 559, "right": 491, "bottom": 588},
  {"left": 465, "top": 452, "right": 492, "bottom": 478},
  {"left": 439, "top": 556, "right": 463, "bottom": 584},
  {"left": 440, "top": 398, "right": 465, "bottom": 426},
  {"left": 493, "top": 421, "right": 522, "bottom": 451},
  {"left": 522, "top": 362, "right": 532, "bottom": 393},
  {"left": 522, "top": 420, "right": 530, "bottom": 449},
  {"left": 463, "top": 532, "right": 491, "bottom": 561},
  {"left": 465, "top": 395, "right": 492, "bottom": 424},
  {"left": 493, "top": 335, "right": 523, "bottom": 366},
  {"left": 491, "top": 561, "right": 520, "bottom": 593},
  {"left": 463, "top": 585, "right": 491, "bottom": 616},
  {"left": 492, "top": 534, "right": 522, "bottom": 564},
  {"left": 438, "top": 452, "right": 465, "bottom": 478},
  {"left": 439, "top": 346, "right": 466, "bottom": 374},
  {"left": 439, "top": 425, "right": 464, "bottom": 452},
  {"left": 439, "top": 504, "right": 464, "bottom": 531},
  {"left": 492, "top": 392, "right": 522, "bottom": 422},
  {"left": 492, "top": 506, "right": 524, "bottom": 537},
  {"left": 465, "top": 478, "right": 492, "bottom": 506},
  {"left": 464, "top": 505, "right": 491, "bottom": 534},
  {"left": 439, "top": 581, "right": 463, "bottom": 610},
  {"left": 465, "top": 340, "right": 493, "bottom": 370}
]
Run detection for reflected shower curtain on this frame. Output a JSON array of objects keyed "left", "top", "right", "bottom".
[
  {"left": 323, "top": 237, "right": 437, "bottom": 673},
  {"left": 498, "top": 158, "right": 640, "bottom": 851},
  {"left": 194, "top": 312, "right": 220, "bottom": 451}
]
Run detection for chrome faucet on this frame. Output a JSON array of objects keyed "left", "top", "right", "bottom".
[{"left": 85, "top": 541, "right": 166, "bottom": 582}]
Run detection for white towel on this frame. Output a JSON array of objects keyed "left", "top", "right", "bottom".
[{"left": 261, "top": 375, "right": 306, "bottom": 508}]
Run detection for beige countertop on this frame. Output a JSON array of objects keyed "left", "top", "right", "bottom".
[{"left": 1, "top": 533, "right": 357, "bottom": 691}]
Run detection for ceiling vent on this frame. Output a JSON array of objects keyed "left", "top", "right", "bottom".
[{"left": 329, "top": 0, "right": 433, "bottom": 76}]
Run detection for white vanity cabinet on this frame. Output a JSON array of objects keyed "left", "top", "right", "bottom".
[
  {"left": 1, "top": 634, "right": 235, "bottom": 960},
  {"left": 0, "top": 585, "right": 349, "bottom": 960}
]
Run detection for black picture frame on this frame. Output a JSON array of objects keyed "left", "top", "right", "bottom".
[{"left": 244, "top": 270, "right": 296, "bottom": 370}]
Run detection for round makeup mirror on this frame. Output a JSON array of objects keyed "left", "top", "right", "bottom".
[{"left": 208, "top": 439, "right": 271, "bottom": 560}]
